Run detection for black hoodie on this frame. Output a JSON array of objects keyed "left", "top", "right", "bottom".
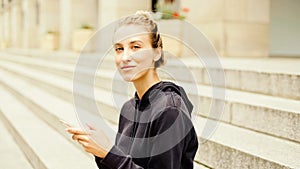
[{"left": 95, "top": 81, "right": 198, "bottom": 169}]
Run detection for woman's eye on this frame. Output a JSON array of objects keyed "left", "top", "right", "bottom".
[
  {"left": 133, "top": 45, "right": 141, "bottom": 49},
  {"left": 115, "top": 47, "right": 123, "bottom": 52}
]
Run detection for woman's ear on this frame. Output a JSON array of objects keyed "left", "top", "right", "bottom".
[{"left": 153, "top": 47, "right": 162, "bottom": 62}]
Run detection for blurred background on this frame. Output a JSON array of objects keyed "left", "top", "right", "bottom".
[
  {"left": 0, "top": 0, "right": 300, "bottom": 57},
  {"left": 0, "top": 0, "right": 299, "bottom": 169}
]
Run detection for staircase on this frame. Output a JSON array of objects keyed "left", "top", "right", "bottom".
[{"left": 0, "top": 49, "right": 299, "bottom": 169}]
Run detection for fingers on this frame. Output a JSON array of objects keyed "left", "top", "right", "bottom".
[
  {"left": 72, "top": 134, "right": 90, "bottom": 142},
  {"left": 66, "top": 127, "right": 88, "bottom": 135},
  {"left": 66, "top": 126, "right": 111, "bottom": 158},
  {"left": 77, "top": 140, "right": 86, "bottom": 147},
  {"left": 66, "top": 126, "right": 96, "bottom": 135}
]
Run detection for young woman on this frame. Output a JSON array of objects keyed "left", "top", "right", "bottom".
[{"left": 67, "top": 11, "right": 198, "bottom": 169}]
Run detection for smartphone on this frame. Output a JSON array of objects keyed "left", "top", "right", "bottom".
[{"left": 59, "top": 119, "right": 73, "bottom": 128}]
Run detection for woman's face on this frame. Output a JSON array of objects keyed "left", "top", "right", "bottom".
[{"left": 113, "top": 24, "right": 158, "bottom": 82}]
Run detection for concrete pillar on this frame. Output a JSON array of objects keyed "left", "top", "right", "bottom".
[
  {"left": 97, "top": 0, "right": 101, "bottom": 28},
  {"left": 38, "top": 0, "right": 59, "bottom": 49},
  {"left": 180, "top": 0, "right": 225, "bottom": 57},
  {"left": 59, "top": 0, "right": 72, "bottom": 50},
  {"left": 0, "top": 8, "right": 5, "bottom": 49},
  {"left": 223, "top": 0, "right": 270, "bottom": 57},
  {"left": 97, "top": 0, "right": 151, "bottom": 28},
  {"left": 181, "top": 0, "right": 270, "bottom": 57},
  {"left": 72, "top": 0, "right": 97, "bottom": 28},
  {"left": 38, "top": 0, "right": 47, "bottom": 42},
  {"left": 3, "top": 2, "right": 11, "bottom": 48},
  {"left": 270, "top": 0, "right": 300, "bottom": 57},
  {"left": 38, "top": 0, "right": 59, "bottom": 31},
  {"left": 11, "top": 0, "right": 22, "bottom": 48},
  {"left": 117, "top": 0, "right": 151, "bottom": 17},
  {"left": 98, "top": 0, "right": 118, "bottom": 27},
  {"left": 22, "top": 0, "right": 38, "bottom": 48}
]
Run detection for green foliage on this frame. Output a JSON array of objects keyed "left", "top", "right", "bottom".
[
  {"left": 161, "top": 10, "right": 186, "bottom": 20},
  {"left": 80, "top": 24, "right": 94, "bottom": 30},
  {"left": 47, "top": 30, "right": 58, "bottom": 34}
]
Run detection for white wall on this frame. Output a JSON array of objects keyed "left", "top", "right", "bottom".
[{"left": 270, "top": 0, "right": 300, "bottom": 57}]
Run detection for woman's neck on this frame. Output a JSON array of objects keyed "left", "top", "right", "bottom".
[{"left": 133, "top": 69, "right": 161, "bottom": 100}]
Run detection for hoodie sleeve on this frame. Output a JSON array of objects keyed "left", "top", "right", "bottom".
[
  {"left": 95, "top": 146, "right": 144, "bottom": 169},
  {"left": 95, "top": 106, "right": 197, "bottom": 169}
]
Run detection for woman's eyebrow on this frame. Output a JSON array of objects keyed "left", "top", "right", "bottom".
[
  {"left": 114, "top": 40, "right": 144, "bottom": 47},
  {"left": 130, "top": 40, "right": 144, "bottom": 45},
  {"left": 114, "top": 43, "right": 123, "bottom": 47}
]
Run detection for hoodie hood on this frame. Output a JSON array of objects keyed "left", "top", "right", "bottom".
[{"left": 134, "top": 81, "right": 193, "bottom": 114}]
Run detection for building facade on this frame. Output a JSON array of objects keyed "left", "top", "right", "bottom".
[{"left": 0, "top": 0, "right": 299, "bottom": 57}]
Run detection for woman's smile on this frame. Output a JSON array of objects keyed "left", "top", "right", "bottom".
[{"left": 121, "top": 65, "right": 136, "bottom": 70}]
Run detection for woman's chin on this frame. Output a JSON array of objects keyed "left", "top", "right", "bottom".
[
  {"left": 120, "top": 72, "right": 142, "bottom": 82},
  {"left": 121, "top": 75, "right": 135, "bottom": 82},
  {"left": 123, "top": 78, "right": 133, "bottom": 82}
]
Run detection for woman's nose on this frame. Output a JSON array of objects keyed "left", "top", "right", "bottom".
[{"left": 121, "top": 49, "right": 132, "bottom": 62}]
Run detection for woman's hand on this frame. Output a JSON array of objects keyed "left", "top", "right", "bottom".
[{"left": 66, "top": 125, "right": 113, "bottom": 158}]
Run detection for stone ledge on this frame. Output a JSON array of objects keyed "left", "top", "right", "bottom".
[
  {"left": 194, "top": 117, "right": 300, "bottom": 169},
  {"left": 165, "top": 57, "right": 300, "bottom": 100},
  {"left": 10, "top": 49, "right": 296, "bottom": 100}
]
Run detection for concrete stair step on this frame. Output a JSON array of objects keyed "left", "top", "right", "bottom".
[
  {"left": 2, "top": 53, "right": 299, "bottom": 168},
  {"left": 2, "top": 49, "right": 116, "bottom": 70},
  {"left": 3, "top": 48, "right": 79, "bottom": 64},
  {"left": 194, "top": 163, "right": 210, "bottom": 169},
  {"left": 164, "top": 58, "right": 300, "bottom": 100},
  {"left": 0, "top": 62, "right": 121, "bottom": 126},
  {"left": 1, "top": 50, "right": 299, "bottom": 100},
  {"left": 195, "top": 116, "right": 300, "bottom": 169},
  {"left": 0, "top": 64, "right": 118, "bottom": 130},
  {"left": 0, "top": 85, "right": 98, "bottom": 169},
  {"left": 0, "top": 116, "right": 33, "bottom": 169},
  {"left": 0, "top": 59, "right": 299, "bottom": 143},
  {"left": 0, "top": 52, "right": 116, "bottom": 82}
]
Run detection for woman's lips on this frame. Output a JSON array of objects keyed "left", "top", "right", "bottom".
[{"left": 121, "top": 66, "right": 136, "bottom": 70}]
